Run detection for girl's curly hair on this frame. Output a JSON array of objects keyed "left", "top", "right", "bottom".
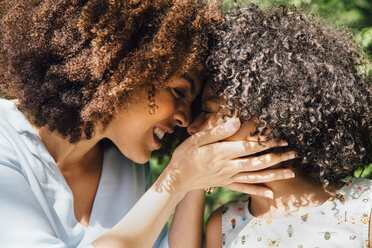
[
  {"left": 207, "top": 4, "right": 371, "bottom": 187},
  {"left": 0, "top": 0, "right": 220, "bottom": 142}
]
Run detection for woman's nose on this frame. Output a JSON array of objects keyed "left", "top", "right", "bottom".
[{"left": 173, "top": 106, "right": 191, "bottom": 128}]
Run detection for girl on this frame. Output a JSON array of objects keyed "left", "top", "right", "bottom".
[
  {"left": 188, "top": 4, "right": 372, "bottom": 248},
  {"left": 0, "top": 1, "right": 295, "bottom": 247}
]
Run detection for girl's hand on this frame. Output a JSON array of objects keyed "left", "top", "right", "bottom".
[{"left": 157, "top": 118, "right": 295, "bottom": 199}]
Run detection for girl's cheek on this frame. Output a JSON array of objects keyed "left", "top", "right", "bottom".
[
  {"left": 194, "top": 113, "right": 233, "bottom": 134},
  {"left": 224, "top": 121, "right": 259, "bottom": 141},
  {"left": 194, "top": 115, "right": 219, "bottom": 133},
  {"left": 207, "top": 115, "right": 225, "bottom": 130}
]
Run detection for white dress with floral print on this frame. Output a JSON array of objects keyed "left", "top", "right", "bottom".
[{"left": 221, "top": 178, "right": 371, "bottom": 248}]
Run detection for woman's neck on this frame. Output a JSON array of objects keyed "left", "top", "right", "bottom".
[
  {"left": 36, "top": 126, "right": 104, "bottom": 173},
  {"left": 249, "top": 168, "right": 340, "bottom": 219},
  {"left": 13, "top": 99, "right": 103, "bottom": 172}
]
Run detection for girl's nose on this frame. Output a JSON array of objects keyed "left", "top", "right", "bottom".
[{"left": 187, "top": 117, "right": 201, "bottom": 135}]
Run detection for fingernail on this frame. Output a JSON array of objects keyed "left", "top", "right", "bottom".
[
  {"left": 289, "top": 151, "right": 297, "bottom": 159},
  {"left": 279, "top": 140, "right": 288, "bottom": 146},
  {"left": 285, "top": 171, "right": 295, "bottom": 179},
  {"left": 264, "top": 191, "right": 274, "bottom": 199}
]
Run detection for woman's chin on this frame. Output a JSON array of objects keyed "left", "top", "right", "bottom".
[
  {"left": 117, "top": 147, "right": 151, "bottom": 165},
  {"left": 130, "top": 153, "right": 151, "bottom": 164}
]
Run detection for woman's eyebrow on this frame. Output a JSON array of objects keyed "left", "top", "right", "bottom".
[{"left": 181, "top": 74, "right": 196, "bottom": 95}]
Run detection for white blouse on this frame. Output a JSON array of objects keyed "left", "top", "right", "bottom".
[{"left": 0, "top": 99, "right": 169, "bottom": 248}]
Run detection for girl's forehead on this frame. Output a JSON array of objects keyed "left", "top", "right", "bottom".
[{"left": 201, "top": 84, "right": 220, "bottom": 103}]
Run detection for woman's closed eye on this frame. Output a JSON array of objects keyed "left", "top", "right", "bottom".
[{"left": 170, "top": 87, "right": 187, "bottom": 99}]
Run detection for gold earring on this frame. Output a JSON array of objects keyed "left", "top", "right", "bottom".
[
  {"left": 148, "top": 86, "right": 158, "bottom": 115},
  {"left": 149, "top": 101, "right": 158, "bottom": 115}
]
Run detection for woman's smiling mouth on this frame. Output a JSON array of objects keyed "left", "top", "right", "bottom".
[{"left": 153, "top": 126, "right": 172, "bottom": 148}]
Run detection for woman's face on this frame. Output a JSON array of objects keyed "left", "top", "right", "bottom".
[
  {"left": 187, "top": 84, "right": 259, "bottom": 141},
  {"left": 106, "top": 75, "right": 202, "bottom": 164}
]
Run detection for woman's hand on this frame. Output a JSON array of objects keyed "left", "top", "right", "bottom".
[{"left": 158, "top": 118, "right": 295, "bottom": 198}]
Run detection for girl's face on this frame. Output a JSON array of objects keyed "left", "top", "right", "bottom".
[
  {"left": 187, "top": 84, "right": 259, "bottom": 141},
  {"left": 106, "top": 75, "right": 202, "bottom": 164}
]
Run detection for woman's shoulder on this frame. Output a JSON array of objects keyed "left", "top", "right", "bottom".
[
  {"left": 0, "top": 98, "right": 20, "bottom": 119},
  {"left": 0, "top": 98, "right": 35, "bottom": 137},
  {"left": 0, "top": 99, "right": 22, "bottom": 170},
  {"left": 0, "top": 98, "right": 45, "bottom": 174}
]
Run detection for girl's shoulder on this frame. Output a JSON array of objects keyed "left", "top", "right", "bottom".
[
  {"left": 220, "top": 195, "right": 250, "bottom": 218},
  {"left": 221, "top": 195, "right": 253, "bottom": 245},
  {"left": 335, "top": 177, "right": 372, "bottom": 211},
  {"left": 324, "top": 177, "right": 372, "bottom": 236},
  {"left": 339, "top": 177, "right": 372, "bottom": 200}
]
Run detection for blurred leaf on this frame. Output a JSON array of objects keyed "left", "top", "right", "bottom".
[
  {"left": 354, "top": 163, "right": 372, "bottom": 178},
  {"left": 356, "top": 27, "right": 372, "bottom": 57}
]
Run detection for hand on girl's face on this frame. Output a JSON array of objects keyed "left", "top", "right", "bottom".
[{"left": 164, "top": 85, "right": 297, "bottom": 198}]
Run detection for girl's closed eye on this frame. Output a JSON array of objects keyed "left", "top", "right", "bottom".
[
  {"left": 202, "top": 100, "right": 220, "bottom": 114},
  {"left": 201, "top": 108, "right": 214, "bottom": 114}
]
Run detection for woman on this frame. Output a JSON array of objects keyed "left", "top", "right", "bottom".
[{"left": 0, "top": 1, "right": 295, "bottom": 247}]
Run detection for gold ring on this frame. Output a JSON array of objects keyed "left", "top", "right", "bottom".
[{"left": 204, "top": 187, "right": 216, "bottom": 194}]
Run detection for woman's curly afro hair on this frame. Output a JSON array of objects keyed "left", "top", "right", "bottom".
[
  {"left": 207, "top": 4, "right": 371, "bottom": 187},
  {"left": 0, "top": 0, "right": 220, "bottom": 142}
]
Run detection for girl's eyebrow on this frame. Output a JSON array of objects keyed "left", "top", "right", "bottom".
[
  {"left": 204, "top": 96, "right": 220, "bottom": 103},
  {"left": 202, "top": 98, "right": 221, "bottom": 111}
]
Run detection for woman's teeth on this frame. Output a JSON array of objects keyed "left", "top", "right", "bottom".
[{"left": 154, "top": 127, "right": 165, "bottom": 140}]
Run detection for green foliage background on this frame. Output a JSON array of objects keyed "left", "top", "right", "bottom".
[{"left": 149, "top": 0, "right": 372, "bottom": 226}]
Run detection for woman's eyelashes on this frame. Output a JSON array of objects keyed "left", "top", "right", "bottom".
[{"left": 170, "top": 87, "right": 187, "bottom": 99}]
